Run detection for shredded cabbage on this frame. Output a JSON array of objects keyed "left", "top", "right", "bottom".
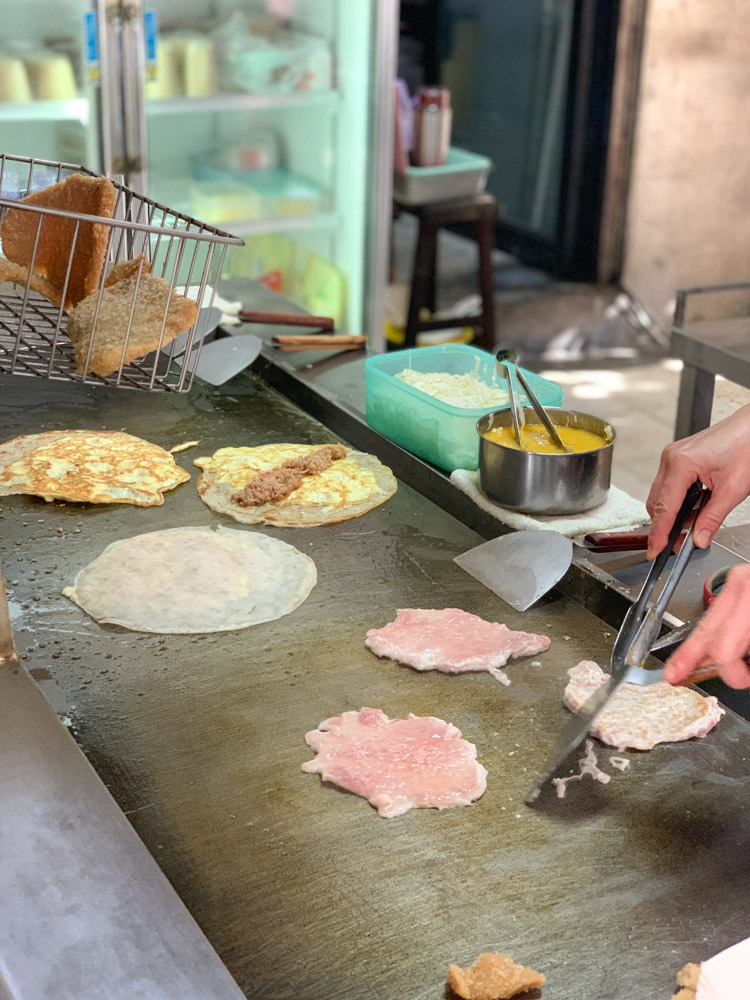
[{"left": 394, "top": 368, "right": 509, "bottom": 409}]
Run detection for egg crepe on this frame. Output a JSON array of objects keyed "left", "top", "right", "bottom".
[
  {"left": 63, "top": 525, "right": 317, "bottom": 633},
  {"left": 0, "top": 429, "right": 190, "bottom": 506},
  {"left": 194, "top": 443, "right": 397, "bottom": 527}
]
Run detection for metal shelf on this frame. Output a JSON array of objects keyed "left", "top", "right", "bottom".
[
  {"left": 146, "top": 91, "right": 338, "bottom": 116},
  {"left": 0, "top": 91, "right": 338, "bottom": 124},
  {"left": 225, "top": 213, "right": 338, "bottom": 236},
  {"left": 0, "top": 98, "right": 89, "bottom": 123}
]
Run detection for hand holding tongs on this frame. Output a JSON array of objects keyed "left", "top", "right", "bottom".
[
  {"left": 617, "top": 480, "right": 712, "bottom": 685},
  {"left": 495, "top": 348, "right": 571, "bottom": 453}
]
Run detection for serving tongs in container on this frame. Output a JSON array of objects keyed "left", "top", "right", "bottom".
[
  {"left": 526, "top": 481, "right": 711, "bottom": 803},
  {"left": 495, "top": 348, "right": 571, "bottom": 453}
]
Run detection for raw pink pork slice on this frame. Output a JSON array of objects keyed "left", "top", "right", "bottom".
[
  {"left": 301, "top": 707, "right": 487, "bottom": 818},
  {"left": 563, "top": 660, "right": 725, "bottom": 751},
  {"left": 365, "top": 608, "right": 550, "bottom": 684}
]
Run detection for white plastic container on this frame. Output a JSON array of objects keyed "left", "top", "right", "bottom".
[{"left": 393, "top": 147, "right": 492, "bottom": 206}]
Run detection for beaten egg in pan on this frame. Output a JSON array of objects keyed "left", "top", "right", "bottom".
[{"left": 482, "top": 423, "right": 607, "bottom": 454}]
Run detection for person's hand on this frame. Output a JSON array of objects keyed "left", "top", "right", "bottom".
[
  {"left": 665, "top": 564, "right": 750, "bottom": 689},
  {"left": 646, "top": 403, "right": 750, "bottom": 559}
]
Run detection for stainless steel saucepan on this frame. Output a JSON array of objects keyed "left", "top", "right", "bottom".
[{"left": 476, "top": 407, "right": 615, "bottom": 515}]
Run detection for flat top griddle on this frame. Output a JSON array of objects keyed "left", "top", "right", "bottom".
[{"left": 1, "top": 372, "right": 749, "bottom": 1000}]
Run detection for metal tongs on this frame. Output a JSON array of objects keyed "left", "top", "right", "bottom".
[
  {"left": 495, "top": 348, "right": 571, "bottom": 452},
  {"left": 617, "top": 480, "right": 711, "bottom": 685},
  {"left": 525, "top": 480, "right": 711, "bottom": 804}
]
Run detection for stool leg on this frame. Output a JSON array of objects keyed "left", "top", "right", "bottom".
[
  {"left": 426, "top": 228, "right": 438, "bottom": 313},
  {"left": 475, "top": 215, "right": 496, "bottom": 351},
  {"left": 404, "top": 220, "right": 438, "bottom": 348}
]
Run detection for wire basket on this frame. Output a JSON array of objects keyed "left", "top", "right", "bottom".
[{"left": 0, "top": 154, "right": 244, "bottom": 391}]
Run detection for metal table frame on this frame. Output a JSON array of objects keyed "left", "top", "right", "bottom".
[{"left": 672, "top": 281, "right": 750, "bottom": 438}]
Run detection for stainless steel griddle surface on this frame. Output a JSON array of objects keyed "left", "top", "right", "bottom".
[{"left": 1, "top": 373, "right": 749, "bottom": 1000}]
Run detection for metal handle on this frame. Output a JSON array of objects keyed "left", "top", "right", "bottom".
[
  {"left": 654, "top": 487, "right": 712, "bottom": 618},
  {"left": 239, "top": 311, "right": 335, "bottom": 331},
  {"left": 514, "top": 367, "right": 570, "bottom": 453},
  {"left": 0, "top": 569, "right": 16, "bottom": 662},
  {"left": 623, "top": 482, "right": 710, "bottom": 667},
  {"left": 495, "top": 349, "right": 568, "bottom": 453},
  {"left": 496, "top": 361, "right": 523, "bottom": 448},
  {"left": 637, "top": 481, "right": 706, "bottom": 612}
]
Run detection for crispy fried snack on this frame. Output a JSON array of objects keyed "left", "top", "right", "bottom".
[
  {"left": 104, "top": 254, "right": 153, "bottom": 286},
  {"left": 0, "top": 258, "right": 59, "bottom": 303},
  {"left": 0, "top": 173, "right": 117, "bottom": 309},
  {"left": 66, "top": 260, "right": 197, "bottom": 377},
  {"left": 671, "top": 962, "right": 700, "bottom": 1000},
  {"left": 448, "top": 953, "right": 545, "bottom": 1000}
]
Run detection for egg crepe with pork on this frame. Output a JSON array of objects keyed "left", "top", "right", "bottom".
[
  {"left": 194, "top": 443, "right": 397, "bottom": 526},
  {"left": 0, "top": 429, "right": 190, "bottom": 506},
  {"left": 63, "top": 525, "right": 317, "bottom": 633}
]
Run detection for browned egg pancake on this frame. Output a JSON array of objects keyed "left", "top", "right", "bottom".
[
  {"left": 0, "top": 429, "right": 190, "bottom": 506},
  {"left": 194, "top": 443, "right": 397, "bottom": 527}
]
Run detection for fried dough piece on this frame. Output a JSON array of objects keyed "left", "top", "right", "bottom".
[
  {"left": 676, "top": 963, "right": 700, "bottom": 990},
  {"left": 448, "top": 953, "right": 545, "bottom": 1000},
  {"left": 66, "top": 269, "right": 198, "bottom": 377},
  {"left": 0, "top": 258, "right": 60, "bottom": 303},
  {"left": 0, "top": 173, "right": 117, "bottom": 309},
  {"left": 670, "top": 962, "right": 700, "bottom": 999},
  {"left": 104, "top": 254, "right": 152, "bottom": 286}
]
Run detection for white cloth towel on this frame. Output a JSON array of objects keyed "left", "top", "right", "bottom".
[
  {"left": 179, "top": 285, "right": 242, "bottom": 325},
  {"left": 450, "top": 469, "right": 649, "bottom": 537}
]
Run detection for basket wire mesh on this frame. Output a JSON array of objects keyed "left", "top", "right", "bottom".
[{"left": 0, "top": 154, "right": 244, "bottom": 391}]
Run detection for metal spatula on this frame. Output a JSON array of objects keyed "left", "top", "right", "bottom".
[
  {"left": 175, "top": 334, "right": 263, "bottom": 386},
  {"left": 454, "top": 530, "right": 573, "bottom": 612}
]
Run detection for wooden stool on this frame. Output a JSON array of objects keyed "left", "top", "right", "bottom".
[{"left": 396, "top": 192, "right": 499, "bottom": 351}]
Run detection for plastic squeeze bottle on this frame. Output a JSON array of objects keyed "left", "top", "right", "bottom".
[{"left": 412, "top": 86, "right": 452, "bottom": 167}]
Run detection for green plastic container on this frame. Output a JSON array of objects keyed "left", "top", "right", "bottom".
[{"left": 365, "top": 344, "right": 563, "bottom": 472}]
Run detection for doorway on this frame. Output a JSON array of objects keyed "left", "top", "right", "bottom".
[{"left": 407, "top": 0, "right": 623, "bottom": 281}]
